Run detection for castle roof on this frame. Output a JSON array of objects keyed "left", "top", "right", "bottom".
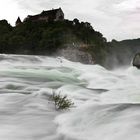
[
  {"left": 26, "top": 8, "right": 63, "bottom": 21},
  {"left": 16, "top": 17, "right": 22, "bottom": 25},
  {"left": 41, "top": 8, "right": 62, "bottom": 16}
]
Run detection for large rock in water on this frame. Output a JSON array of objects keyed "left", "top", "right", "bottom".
[{"left": 133, "top": 53, "right": 140, "bottom": 68}]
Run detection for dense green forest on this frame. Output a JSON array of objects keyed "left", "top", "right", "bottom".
[{"left": 0, "top": 19, "right": 108, "bottom": 64}]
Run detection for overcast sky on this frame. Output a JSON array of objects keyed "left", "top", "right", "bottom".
[{"left": 0, "top": 0, "right": 140, "bottom": 41}]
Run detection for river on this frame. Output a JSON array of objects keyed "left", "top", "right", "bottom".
[{"left": 0, "top": 54, "right": 139, "bottom": 140}]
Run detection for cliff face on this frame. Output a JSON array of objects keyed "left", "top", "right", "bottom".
[
  {"left": 105, "top": 39, "right": 140, "bottom": 68},
  {"left": 56, "top": 45, "right": 94, "bottom": 64},
  {"left": 133, "top": 53, "right": 140, "bottom": 68}
]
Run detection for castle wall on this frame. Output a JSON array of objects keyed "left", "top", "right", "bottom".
[{"left": 38, "top": 16, "right": 48, "bottom": 22}]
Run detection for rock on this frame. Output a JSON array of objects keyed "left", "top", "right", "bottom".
[
  {"left": 133, "top": 53, "right": 140, "bottom": 68},
  {"left": 55, "top": 45, "right": 94, "bottom": 64}
]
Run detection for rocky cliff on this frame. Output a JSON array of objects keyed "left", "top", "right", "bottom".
[
  {"left": 56, "top": 45, "right": 94, "bottom": 64},
  {"left": 105, "top": 39, "right": 140, "bottom": 68}
]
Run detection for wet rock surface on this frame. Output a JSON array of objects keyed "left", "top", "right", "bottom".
[
  {"left": 133, "top": 53, "right": 140, "bottom": 68},
  {"left": 56, "top": 45, "right": 94, "bottom": 64}
]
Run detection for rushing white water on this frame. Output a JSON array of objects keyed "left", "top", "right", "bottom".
[{"left": 0, "top": 54, "right": 140, "bottom": 140}]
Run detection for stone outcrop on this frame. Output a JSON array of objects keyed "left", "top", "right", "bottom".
[
  {"left": 133, "top": 53, "right": 140, "bottom": 68},
  {"left": 55, "top": 45, "right": 94, "bottom": 64}
]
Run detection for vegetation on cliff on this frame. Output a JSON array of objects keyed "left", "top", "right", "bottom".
[{"left": 0, "top": 19, "right": 108, "bottom": 65}]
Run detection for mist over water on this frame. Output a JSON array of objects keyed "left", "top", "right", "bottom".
[{"left": 0, "top": 54, "right": 140, "bottom": 140}]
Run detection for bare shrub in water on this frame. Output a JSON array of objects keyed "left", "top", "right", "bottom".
[{"left": 51, "top": 92, "right": 74, "bottom": 110}]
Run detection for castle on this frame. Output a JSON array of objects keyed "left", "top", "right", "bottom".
[{"left": 16, "top": 8, "right": 64, "bottom": 26}]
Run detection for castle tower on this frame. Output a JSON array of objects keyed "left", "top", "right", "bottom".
[{"left": 15, "top": 17, "right": 22, "bottom": 26}]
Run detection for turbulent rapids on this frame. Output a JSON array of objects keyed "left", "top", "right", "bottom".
[{"left": 0, "top": 54, "right": 140, "bottom": 140}]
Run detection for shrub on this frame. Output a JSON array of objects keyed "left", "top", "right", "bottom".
[{"left": 51, "top": 92, "right": 74, "bottom": 110}]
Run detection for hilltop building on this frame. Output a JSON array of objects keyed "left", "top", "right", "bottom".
[
  {"left": 24, "top": 8, "right": 64, "bottom": 23},
  {"left": 15, "top": 8, "right": 64, "bottom": 26}
]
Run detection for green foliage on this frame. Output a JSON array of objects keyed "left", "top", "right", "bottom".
[
  {"left": 0, "top": 20, "right": 12, "bottom": 34},
  {"left": 51, "top": 92, "right": 74, "bottom": 110},
  {"left": 0, "top": 19, "right": 108, "bottom": 64}
]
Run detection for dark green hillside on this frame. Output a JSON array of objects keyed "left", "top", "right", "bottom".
[{"left": 0, "top": 19, "right": 108, "bottom": 65}]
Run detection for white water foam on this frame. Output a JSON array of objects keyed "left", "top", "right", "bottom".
[{"left": 0, "top": 54, "right": 139, "bottom": 140}]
